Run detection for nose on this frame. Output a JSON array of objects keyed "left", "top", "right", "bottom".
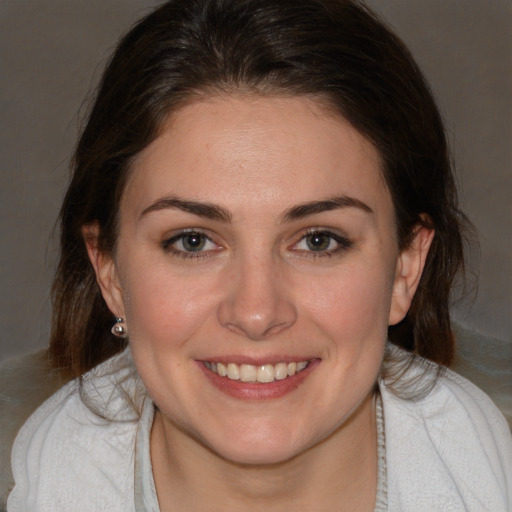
[{"left": 217, "top": 255, "right": 297, "bottom": 341}]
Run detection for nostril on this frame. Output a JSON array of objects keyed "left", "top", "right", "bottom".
[
  {"left": 216, "top": 262, "right": 298, "bottom": 340},
  {"left": 262, "top": 322, "right": 291, "bottom": 338},
  {"left": 218, "top": 299, "right": 297, "bottom": 341}
]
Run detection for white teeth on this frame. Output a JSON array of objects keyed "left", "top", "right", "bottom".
[
  {"left": 205, "top": 360, "right": 310, "bottom": 383},
  {"left": 274, "top": 363, "right": 288, "bottom": 380},
  {"left": 227, "top": 363, "right": 240, "bottom": 380},
  {"left": 257, "top": 364, "right": 275, "bottom": 383},
  {"left": 217, "top": 362, "right": 227, "bottom": 377},
  {"left": 287, "top": 362, "right": 296, "bottom": 376},
  {"left": 240, "top": 364, "right": 257, "bottom": 382},
  {"left": 296, "top": 361, "right": 308, "bottom": 371}
]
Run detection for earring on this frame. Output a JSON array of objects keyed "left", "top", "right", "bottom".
[{"left": 111, "top": 317, "right": 128, "bottom": 339}]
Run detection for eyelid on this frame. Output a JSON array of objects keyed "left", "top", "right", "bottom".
[
  {"left": 162, "top": 228, "right": 222, "bottom": 259},
  {"left": 289, "top": 228, "right": 352, "bottom": 257}
]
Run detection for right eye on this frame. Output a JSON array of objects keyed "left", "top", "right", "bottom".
[{"left": 162, "top": 230, "right": 220, "bottom": 259}]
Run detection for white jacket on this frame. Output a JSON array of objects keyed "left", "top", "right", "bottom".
[{"left": 7, "top": 347, "right": 512, "bottom": 511}]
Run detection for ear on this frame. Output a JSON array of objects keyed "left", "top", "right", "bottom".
[
  {"left": 82, "top": 222, "right": 125, "bottom": 319},
  {"left": 389, "top": 223, "right": 434, "bottom": 326}
]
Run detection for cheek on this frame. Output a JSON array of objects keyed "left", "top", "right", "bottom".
[
  {"left": 119, "top": 261, "right": 220, "bottom": 350},
  {"left": 300, "top": 262, "right": 395, "bottom": 337}
]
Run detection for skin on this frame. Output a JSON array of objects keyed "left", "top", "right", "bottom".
[{"left": 86, "top": 95, "right": 433, "bottom": 511}]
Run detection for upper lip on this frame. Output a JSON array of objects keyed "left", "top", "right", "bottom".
[{"left": 198, "top": 355, "right": 318, "bottom": 365}]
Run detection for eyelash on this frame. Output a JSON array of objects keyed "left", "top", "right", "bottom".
[
  {"left": 162, "top": 228, "right": 352, "bottom": 260},
  {"left": 290, "top": 229, "right": 352, "bottom": 259},
  {"left": 162, "top": 229, "right": 218, "bottom": 260}
]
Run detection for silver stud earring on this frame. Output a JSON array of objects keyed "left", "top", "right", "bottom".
[{"left": 111, "top": 317, "right": 128, "bottom": 339}]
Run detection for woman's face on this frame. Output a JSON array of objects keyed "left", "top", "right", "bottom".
[{"left": 95, "top": 95, "right": 428, "bottom": 465}]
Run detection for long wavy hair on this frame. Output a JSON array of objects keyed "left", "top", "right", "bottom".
[{"left": 50, "top": 0, "right": 468, "bottom": 378}]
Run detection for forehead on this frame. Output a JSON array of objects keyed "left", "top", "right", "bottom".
[{"left": 123, "top": 94, "right": 391, "bottom": 221}]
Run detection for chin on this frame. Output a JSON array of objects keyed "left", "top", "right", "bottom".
[
  {"left": 201, "top": 422, "right": 320, "bottom": 467},
  {"left": 217, "top": 443, "right": 303, "bottom": 467}
]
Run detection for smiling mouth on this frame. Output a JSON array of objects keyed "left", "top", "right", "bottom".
[{"left": 203, "top": 361, "right": 311, "bottom": 384}]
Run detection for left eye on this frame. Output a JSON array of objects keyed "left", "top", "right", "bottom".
[{"left": 293, "top": 231, "right": 350, "bottom": 254}]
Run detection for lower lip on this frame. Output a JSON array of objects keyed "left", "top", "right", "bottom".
[{"left": 197, "top": 360, "right": 320, "bottom": 400}]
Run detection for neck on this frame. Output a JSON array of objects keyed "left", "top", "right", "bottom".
[{"left": 151, "top": 392, "right": 378, "bottom": 512}]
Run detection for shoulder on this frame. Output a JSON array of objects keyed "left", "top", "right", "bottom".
[
  {"left": 380, "top": 351, "right": 512, "bottom": 512},
  {"left": 7, "top": 349, "right": 146, "bottom": 512},
  {"left": 0, "top": 350, "right": 68, "bottom": 509}
]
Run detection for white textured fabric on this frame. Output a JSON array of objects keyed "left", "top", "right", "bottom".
[
  {"left": 374, "top": 393, "right": 387, "bottom": 512},
  {"left": 7, "top": 348, "right": 512, "bottom": 512},
  {"left": 7, "top": 350, "right": 145, "bottom": 512},
  {"left": 382, "top": 363, "right": 512, "bottom": 511}
]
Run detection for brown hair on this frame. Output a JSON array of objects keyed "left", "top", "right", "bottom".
[{"left": 50, "top": 0, "right": 468, "bottom": 377}]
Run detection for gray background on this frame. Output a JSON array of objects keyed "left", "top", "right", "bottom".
[{"left": 0, "top": 0, "right": 511, "bottom": 363}]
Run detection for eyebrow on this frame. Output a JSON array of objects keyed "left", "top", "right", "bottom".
[
  {"left": 281, "top": 195, "right": 373, "bottom": 222},
  {"left": 140, "top": 194, "right": 372, "bottom": 223},
  {"left": 140, "top": 197, "right": 232, "bottom": 222}
]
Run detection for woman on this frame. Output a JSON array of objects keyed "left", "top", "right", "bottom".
[{"left": 8, "top": 0, "right": 511, "bottom": 510}]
